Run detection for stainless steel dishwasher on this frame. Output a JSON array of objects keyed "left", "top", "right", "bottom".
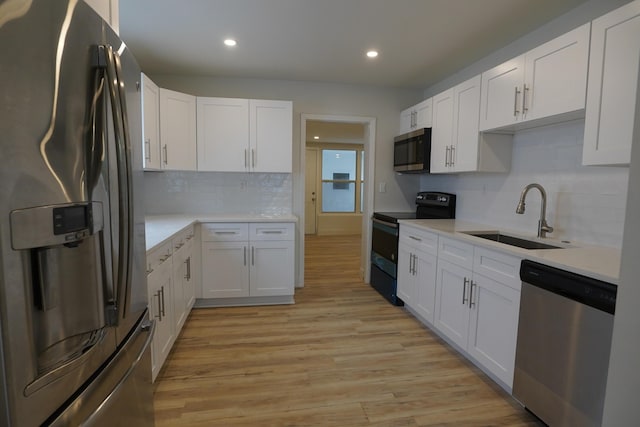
[{"left": 513, "top": 260, "right": 617, "bottom": 427}]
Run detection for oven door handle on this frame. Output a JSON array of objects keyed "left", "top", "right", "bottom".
[{"left": 372, "top": 218, "right": 399, "bottom": 229}]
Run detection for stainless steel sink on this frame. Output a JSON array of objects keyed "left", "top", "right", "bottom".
[{"left": 463, "top": 232, "right": 564, "bottom": 250}]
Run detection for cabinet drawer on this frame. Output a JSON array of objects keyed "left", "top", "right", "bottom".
[
  {"left": 473, "top": 247, "right": 521, "bottom": 290},
  {"left": 201, "top": 223, "right": 249, "bottom": 242},
  {"left": 438, "top": 236, "right": 474, "bottom": 270},
  {"left": 399, "top": 225, "right": 438, "bottom": 256},
  {"left": 249, "top": 222, "right": 294, "bottom": 241},
  {"left": 146, "top": 240, "right": 173, "bottom": 275},
  {"left": 172, "top": 224, "right": 195, "bottom": 251}
]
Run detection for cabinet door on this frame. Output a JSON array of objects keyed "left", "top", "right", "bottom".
[
  {"left": 249, "top": 240, "right": 295, "bottom": 296},
  {"left": 249, "top": 100, "right": 293, "bottom": 173},
  {"left": 414, "top": 252, "right": 438, "bottom": 325},
  {"left": 434, "top": 259, "right": 471, "bottom": 350},
  {"left": 397, "top": 244, "right": 415, "bottom": 305},
  {"left": 141, "top": 73, "right": 161, "bottom": 170},
  {"left": 452, "top": 75, "right": 481, "bottom": 172},
  {"left": 479, "top": 56, "right": 525, "bottom": 131},
  {"left": 148, "top": 257, "right": 174, "bottom": 382},
  {"left": 583, "top": 2, "right": 640, "bottom": 166},
  {"left": 399, "top": 106, "right": 414, "bottom": 134},
  {"left": 431, "top": 88, "right": 455, "bottom": 173},
  {"left": 467, "top": 273, "right": 520, "bottom": 387},
  {"left": 171, "top": 246, "right": 187, "bottom": 332},
  {"left": 523, "top": 23, "right": 590, "bottom": 122},
  {"left": 183, "top": 241, "right": 196, "bottom": 311},
  {"left": 196, "top": 97, "right": 249, "bottom": 172},
  {"left": 201, "top": 241, "right": 250, "bottom": 298},
  {"left": 414, "top": 98, "right": 433, "bottom": 128},
  {"left": 159, "top": 88, "right": 197, "bottom": 170}
]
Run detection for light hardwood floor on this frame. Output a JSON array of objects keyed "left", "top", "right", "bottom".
[{"left": 153, "top": 234, "right": 541, "bottom": 426}]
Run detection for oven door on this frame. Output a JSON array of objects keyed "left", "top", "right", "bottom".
[{"left": 371, "top": 218, "right": 399, "bottom": 263}]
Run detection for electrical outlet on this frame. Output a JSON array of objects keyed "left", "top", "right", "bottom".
[{"left": 379, "top": 182, "right": 386, "bottom": 193}]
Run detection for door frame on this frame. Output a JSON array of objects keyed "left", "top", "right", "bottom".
[{"left": 297, "top": 114, "right": 376, "bottom": 287}]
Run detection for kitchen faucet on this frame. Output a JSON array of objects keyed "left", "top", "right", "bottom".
[{"left": 516, "top": 183, "right": 554, "bottom": 238}]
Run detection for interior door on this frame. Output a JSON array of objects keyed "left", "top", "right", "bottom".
[{"left": 305, "top": 148, "right": 318, "bottom": 234}]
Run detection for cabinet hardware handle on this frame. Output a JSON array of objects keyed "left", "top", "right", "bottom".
[
  {"left": 413, "top": 254, "right": 418, "bottom": 275},
  {"left": 185, "top": 256, "right": 191, "bottom": 280},
  {"left": 409, "top": 253, "right": 414, "bottom": 275},
  {"left": 462, "top": 277, "right": 469, "bottom": 305},
  {"left": 160, "top": 285, "right": 166, "bottom": 318},
  {"left": 244, "top": 246, "right": 247, "bottom": 266},
  {"left": 513, "top": 86, "right": 521, "bottom": 117},
  {"left": 450, "top": 145, "right": 455, "bottom": 167},
  {"left": 144, "top": 138, "right": 151, "bottom": 161},
  {"left": 262, "top": 230, "right": 283, "bottom": 234},
  {"left": 163, "top": 144, "right": 168, "bottom": 165},
  {"left": 445, "top": 146, "right": 450, "bottom": 167},
  {"left": 252, "top": 149, "right": 256, "bottom": 168},
  {"left": 251, "top": 246, "right": 255, "bottom": 266},
  {"left": 245, "top": 149, "right": 248, "bottom": 168},
  {"left": 522, "top": 84, "right": 529, "bottom": 115},
  {"left": 469, "top": 281, "right": 476, "bottom": 308},
  {"left": 154, "top": 291, "right": 162, "bottom": 320},
  {"left": 215, "top": 231, "right": 237, "bottom": 235},
  {"left": 409, "top": 236, "right": 422, "bottom": 241}
]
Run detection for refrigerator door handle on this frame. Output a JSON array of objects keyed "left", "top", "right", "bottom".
[{"left": 103, "top": 45, "right": 134, "bottom": 323}]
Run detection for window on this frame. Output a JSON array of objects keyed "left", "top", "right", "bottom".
[{"left": 321, "top": 149, "right": 364, "bottom": 213}]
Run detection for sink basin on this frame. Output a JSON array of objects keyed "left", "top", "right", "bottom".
[{"left": 464, "top": 232, "right": 563, "bottom": 250}]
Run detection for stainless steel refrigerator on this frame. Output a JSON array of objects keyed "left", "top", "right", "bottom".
[{"left": 0, "top": 1, "right": 154, "bottom": 425}]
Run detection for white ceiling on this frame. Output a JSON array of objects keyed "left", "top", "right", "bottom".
[{"left": 119, "top": 0, "right": 590, "bottom": 90}]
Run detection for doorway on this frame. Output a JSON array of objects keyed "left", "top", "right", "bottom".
[{"left": 298, "top": 114, "right": 376, "bottom": 287}]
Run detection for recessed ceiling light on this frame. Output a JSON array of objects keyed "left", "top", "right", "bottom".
[
  {"left": 366, "top": 50, "right": 379, "bottom": 58},
  {"left": 224, "top": 38, "right": 237, "bottom": 47},
  {"left": 313, "top": 136, "right": 320, "bottom": 140}
]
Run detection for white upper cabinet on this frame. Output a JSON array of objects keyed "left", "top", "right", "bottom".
[
  {"left": 250, "top": 100, "right": 293, "bottom": 173},
  {"left": 159, "top": 88, "right": 197, "bottom": 171},
  {"left": 583, "top": 0, "right": 640, "bottom": 166},
  {"left": 399, "top": 98, "right": 433, "bottom": 134},
  {"left": 431, "top": 75, "right": 512, "bottom": 174},
  {"left": 197, "top": 98, "right": 293, "bottom": 173},
  {"left": 141, "top": 73, "right": 161, "bottom": 170},
  {"left": 480, "top": 23, "right": 590, "bottom": 132},
  {"left": 197, "top": 97, "right": 250, "bottom": 172}
]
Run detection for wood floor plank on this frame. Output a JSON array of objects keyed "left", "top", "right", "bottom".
[{"left": 153, "top": 234, "right": 541, "bottom": 426}]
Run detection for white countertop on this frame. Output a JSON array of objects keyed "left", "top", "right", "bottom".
[
  {"left": 399, "top": 219, "right": 621, "bottom": 285},
  {"left": 145, "top": 214, "right": 298, "bottom": 252}
]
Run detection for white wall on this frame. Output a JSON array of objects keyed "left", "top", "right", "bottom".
[
  {"left": 420, "top": 120, "right": 629, "bottom": 247},
  {"left": 602, "top": 48, "right": 640, "bottom": 426}
]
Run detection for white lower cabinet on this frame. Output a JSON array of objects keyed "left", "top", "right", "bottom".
[
  {"left": 147, "top": 241, "right": 175, "bottom": 382},
  {"left": 146, "top": 225, "right": 198, "bottom": 382},
  {"left": 201, "top": 222, "right": 295, "bottom": 303},
  {"left": 402, "top": 233, "right": 523, "bottom": 390},
  {"left": 397, "top": 225, "right": 438, "bottom": 324}
]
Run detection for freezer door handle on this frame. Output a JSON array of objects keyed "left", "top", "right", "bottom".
[{"left": 81, "top": 318, "right": 155, "bottom": 426}]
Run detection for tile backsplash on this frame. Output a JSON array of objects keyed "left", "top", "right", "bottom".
[
  {"left": 421, "top": 120, "right": 629, "bottom": 248},
  {"left": 143, "top": 171, "right": 293, "bottom": 216}
]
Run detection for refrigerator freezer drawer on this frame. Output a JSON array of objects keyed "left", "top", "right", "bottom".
[{"left": 48, "top": 313, "right": 156, "bottom": 427}]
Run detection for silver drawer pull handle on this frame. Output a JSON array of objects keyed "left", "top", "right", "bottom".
[
  {"left": 261, "top": 230, "right": 283, "bottom": 234},
  {"left": 409, "top": 236, "right": 422, "bottom": 241},
  {"left": 214, "top": 231, "right": 237, "bottom": 234}
]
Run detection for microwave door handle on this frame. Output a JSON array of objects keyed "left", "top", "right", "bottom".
[{"left": 103, "top": 45, "right": 133, "bottom": 323}]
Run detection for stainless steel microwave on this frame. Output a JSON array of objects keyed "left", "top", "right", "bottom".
[{"left": 393, "top": 128, "right": 432, "bottom": 173}]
